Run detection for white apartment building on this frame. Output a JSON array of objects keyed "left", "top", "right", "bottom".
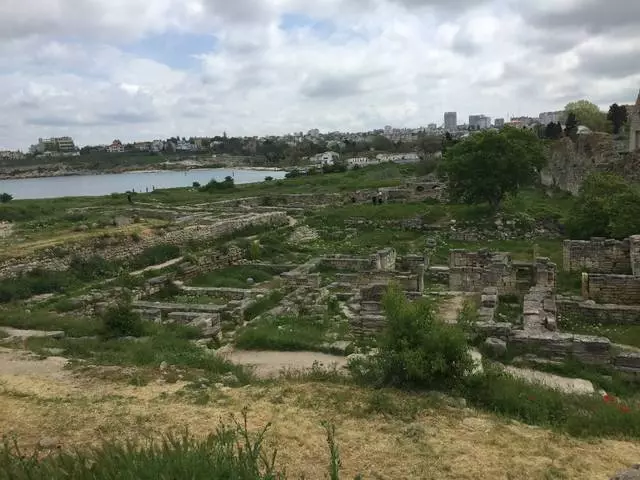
[
  {"left": 348, "top": 156, "right": 376, "bottom": 167},
  {"left": 151, "top": 140, "right": 164, "bottom": 153},
  {"left": 32, "top": 136, "right": 76, "bottom": 153},
  {"left": 176, "top": 139, "right": 195, "bottom": 151}
]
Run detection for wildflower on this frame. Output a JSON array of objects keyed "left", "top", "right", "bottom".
[
  {"left": 528, "top": 395, "right": 536, "bottom": 401},
  {"left": 603, "top": 394, "right": 615, "bottom": 403},
  {"left": 619, "top": 405, "right": 631, "bottom": 414}
]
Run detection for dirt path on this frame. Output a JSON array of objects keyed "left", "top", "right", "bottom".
[
  {"left": 130, "top": 257, "right": 184, "bottom": 276},
  {"left": 0, "top": 347, "right": 69, "bottom": 378},
  {"left": 438, "top": 294, "right": 468, "bottom": 324},
  {"left": 223, "top": 349, "right": 348, "bottom": 379}
]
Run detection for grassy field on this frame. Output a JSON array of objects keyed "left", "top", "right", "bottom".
[
  {"left": 188, "top": 265, "right": 288, "bottom": 289},
  {"left": 235, "top": 313, "right": 350, "bottom": 354}
]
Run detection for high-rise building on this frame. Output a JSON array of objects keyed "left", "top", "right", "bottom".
[
  {"left": 469, "top": 115, "right": 491, "bottom": 130},
  {"left": 444, "top": 112, "right": 457, "bottom": 132},
  {"left": 494, "top": 118, "right": 505, "bottom": 128},
  {"left": 539, "top": 111, "right": 563, "bottom": 125}
]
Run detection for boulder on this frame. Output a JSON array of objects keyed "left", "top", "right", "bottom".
[
  {"left": 610, "top": 464, "right": 640, "bottom": 480},
  {"left": 484, "top": 337, "right": 508, "bottom": 357}
]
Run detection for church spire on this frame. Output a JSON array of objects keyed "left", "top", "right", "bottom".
[{"left": 636, "top": 88, "right": 640, "bottom": 106}]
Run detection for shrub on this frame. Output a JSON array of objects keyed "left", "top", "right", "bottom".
[
  {"left": 243, "top": 291, "right": 285, "bottom": 322},
  {"left": 351, "top": 284, "right": 473, "bottom": 390},
  {"left": 131, "top": 244, "right": 181, "bottom": 269},
  {"left": 199, "top": 176, "right": 235, "bottom": 192},
  {"left": 68, "top": 256, "right": 119, "bottom": 281},
  {"left": 0, "top": 193, "right": 13, "bottom": 203},
  {"left": 192, "top": 181, "right": 201, "bottom": 188},
  {"left": 264, "top": 176, "right": 274, "bottom": 181},
  {"left": 101, "top": 304, "right": 145, "bottom": 338}
]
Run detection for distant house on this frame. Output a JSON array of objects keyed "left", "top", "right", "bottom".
[
  {"left": 312, "top": 151, "right": 339, "bottom": 165},
  {"left": 150, "top": 140, "right": 164, "bottom": 153},
  {"left": 133, "top": 141, "right": 151, "bottom": 152},
  {"left": 107, "top": 140, "right": 124, "bottom": 153},
  {"left": 347, "top": 156, "right": 376, "bottom": 167},
  {"left": 176, "top": 139, "right": 194, "bottom": 152}
]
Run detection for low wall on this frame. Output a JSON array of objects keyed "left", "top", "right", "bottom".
[
  {"left": 320, "top": 249, "right": 397, "bottom": 273},
  {"left": 585, "top": 274, "right": 640, "bottom": 305},
  {"left": 563, "top": 238, "right": 631, "bottom": 274},
  {"left": 335, "top": 271, "right": 422, "bottom": 292},
  {"left": 0, "top": 212, "right": 286, "bottom": 278},
  {"left": 558, "top": 296, "right": 640, "bottom": 325}
]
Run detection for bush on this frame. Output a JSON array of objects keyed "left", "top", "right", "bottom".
[
  {"left": 0, "top": 269, "right": 72, "bottom": 303},
  {"left": 130, "top": 244, "right": 181, "bottom": 269},
  {"left": 566, "top": 173, "right": 640, "bottom": 239},
  {"left": 68, "top": 256, "right": 119, "bottom": 281},
  {"left": 351, "top": 284, "right": 473, "bottom": 389},
  {"left": 199, "top": 176, "right": 235, "bottom": 192},
  {"left": 243, "top": 291, "right": 285, "bottom": 322},
  {"left": 192, "top": 181, "right": 201, "bottom": 188},
  {"left": 0, "top": 193, "right": 12, "bottom": 203},
  {"left": 101, "top": 304, "right": 145, "bottom": 338}
]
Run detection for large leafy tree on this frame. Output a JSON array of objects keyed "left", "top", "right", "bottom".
[
  {"left": 564, "top": 100, "right": 607, "bottom": 132},
  {"left": 566, "top": 173, "right": 640, "bottom": 239},
  {"left": 438, "top": 127, "right": 546, "bottom": 209}
]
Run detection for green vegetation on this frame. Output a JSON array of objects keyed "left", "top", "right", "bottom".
[
  {"left": 439, "top": 127, "right": 546, "bottom": 210},
  {"left": 101, "top": 304, "right": 145, "bottom": 338},
  {"left": 235, "top": 314, "right": 349, "bottom": 354},
  {"left": 200, "top": 176, "right": 235, "bottom": 192},
  {"left": 564, "top": 99, "right": 607, "bottom": 132},
  {"left": 189, "top": 265, "right": 285, "bottom": 289},
  {"left": 0, "top": 245, "right": 181, "bottom": 303},
  {"left": 0, "top": 413, "right": 356, "bottom": 480},
  {"left": 347, "top": 285, "right": 640, "bottom": 439},
  {"left": 26, "top": 327, "right": 251, "bottom": 382},
  {"left": 243, "top": 291, "right": 286, "bottom": 322},
  {"left": 566, "top": 173, "right": 640, "bottom": 240},
  {"left": 350, "top": 285, "right": 473, "bottom": 389},
  {"left": 0, "top": 308, "right": 100, "bottom": 337},
  {"left": 560, "top": 315, "right": 640, "bottom": 349},
  {"left": 0, "top": 193, "right": 12, "bottom": 203}
]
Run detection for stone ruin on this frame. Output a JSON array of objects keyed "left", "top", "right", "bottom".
[{"left": 438, "top": 236, "right": 640, "bottom": 378}]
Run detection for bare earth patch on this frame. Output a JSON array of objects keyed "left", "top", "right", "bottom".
[
  {"left": 223, "top": 349, "right": 348, "bottom": 379},
  {"left": 0, "top": 349, "right": 639, "bottom": 479}
]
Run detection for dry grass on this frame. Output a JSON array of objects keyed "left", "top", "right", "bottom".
[{"left": 0, "top": 354, "right": 639, "bottom": 480}]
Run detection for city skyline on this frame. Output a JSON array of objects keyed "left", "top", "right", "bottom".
[{"left": 1, "top": 0, "right": 639, "bottom": 150}]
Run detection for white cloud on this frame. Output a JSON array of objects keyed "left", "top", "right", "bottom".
[{"left": 1, "top": 0, "right": 640, "bottom": 150}]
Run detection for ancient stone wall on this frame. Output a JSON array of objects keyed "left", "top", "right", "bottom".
[
  {"left": 541, "top": 134, "right": 621, "bottom": 194},
  {"left": 584, "top": 274, "right": 640, "bottom": 305},
  {"left": 320, "top": 255, "right": 374, "bottom": 272},
  {"left": 0, "top": 212, "right": 286, "bottom": 278},
  {"left": 563, "top": 238, "right": 631, "bottom": 274},
  {"left": 448, "top": 250, "right": 517, "bottom": 294},
  {"left": 557, "top": 296, "right": 640, "bottom": 325}
]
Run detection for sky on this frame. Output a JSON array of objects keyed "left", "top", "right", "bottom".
[{"left": 1, "top": 0, "right": 640, "bottom": 150}]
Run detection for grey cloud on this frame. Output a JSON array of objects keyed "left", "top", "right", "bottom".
[
  {"left": 522, "top": 0, "right": 640, "bottom": 33},
  {"left": 577, "top": 48, "right": 640, "bottom": 79},
  {"left": 301, "top": 74, "right": 367, "bottom": 99},
  {"left": 451, "top": 32, "right": 480, "bottom": 56},
  {"left": 389, "top": 0, "right": 490, "bottom": 10},
  {"left": 97, "top": 111, "right": 157, "bottom": 125},
  {"left": 201, "top": 0, "right": 274, "bottom": 24},
  {"left": 26, "top": 114, "right": 99, "bottom": 127}
]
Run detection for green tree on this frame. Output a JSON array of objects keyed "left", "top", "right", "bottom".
[
  {"left": 564, "top": 100, "right": 607, "bottom": 131},
  {"left": 371, "top": 135, "right": 393, "bottom": 152},
  {"left": 607, "top": 103, "right": 628, "bottom": 135},
  {"left": 0, "top": 193, "right": 12, "bottom": 203},
  {"left": 566, "top": 173, "right": 640, "bottom": 239},
  {"left": 356, "top": 284, "right": 473, "bottom": 389},
  {"left": 438, "top": 127, "right": 546, "bottom": 209},
  {"left": 565, "top": 112, "right": 578, "bottom": 139}
]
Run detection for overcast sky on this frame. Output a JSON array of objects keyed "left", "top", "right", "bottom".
[{"left": 1, "top": 0, "right": 639, "bottom": 150}]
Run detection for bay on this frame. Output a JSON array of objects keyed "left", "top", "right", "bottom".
[{"left": 0, "top": 168, "right": 285, "bottom": 200}]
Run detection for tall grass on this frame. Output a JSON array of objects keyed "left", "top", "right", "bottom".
[{"left": 0, "top": 412, "right": 357, "bottom": 479}]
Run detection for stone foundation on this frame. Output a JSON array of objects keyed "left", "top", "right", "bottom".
[{"left": 584, "top": 274, "right": 640, "bottom": 305}]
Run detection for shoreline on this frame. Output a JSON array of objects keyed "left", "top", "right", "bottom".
[{"left": 0, "top": 164, "right": 286, "bottom": 181}]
